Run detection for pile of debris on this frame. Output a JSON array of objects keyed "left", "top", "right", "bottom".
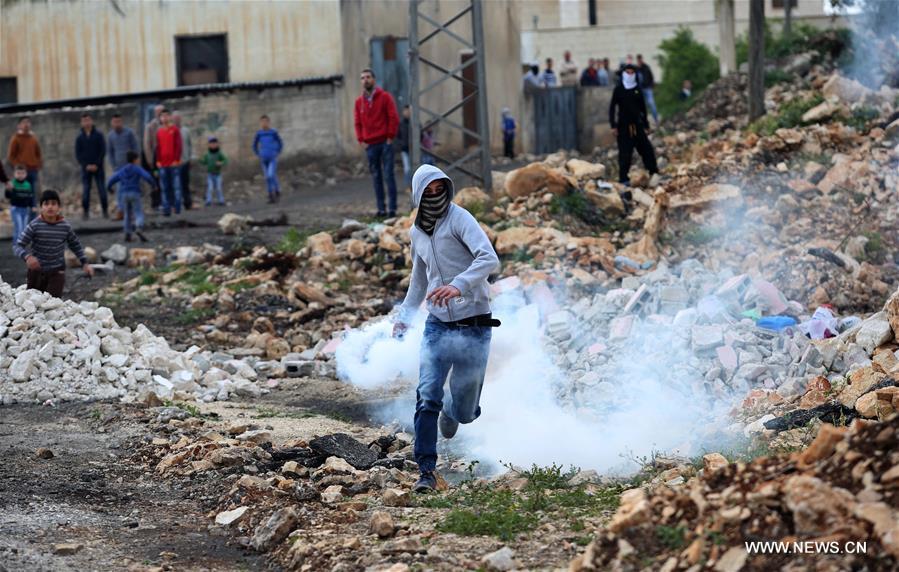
[
  {"left": 571, "top": 414, "right": 899, "bottom": 571},
  {"left": 0, "top": 278, "right": 271, "bottom": 405}
]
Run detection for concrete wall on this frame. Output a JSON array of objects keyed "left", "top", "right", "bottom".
[
  {"left": 338, "top": 0, "right": 523, "bottom": 156},
  {"left": 0, "top": 82, "right": 343, "bottom": 198},
  {"left": 577, "top": 86, "right": 614, "bottom": 153},
  {"left": 0, "top": 0, "right": 342, "bottom": 103}
]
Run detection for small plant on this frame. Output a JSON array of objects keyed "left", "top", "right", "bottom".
[
  {"left": 656, "top": 525, "right": 687, "bottom": 550},
  {"left": 275, "top": 227, "right": 310, "bottom": 254},
  {"left": 225, "top": 280, "right": 256, "bottom": 293},
  {"left": 175, "top": 307, "right": 215, "bottom": 325},
  {"left": 862, "top": 231, "right": 885, "bottom": 263},
  {"left": 749, "top": 94, "right": 824, "bottom": 136},
  {"left": 163, "top": 400, "right": 202, "bottom": 418},
  {"left": 175, "top": 266, "right": 217, "bottom": 296},
  {"left": 844, "top": 106, "right": 879, "bottom": 132},
  {"left": 510, "top": 248, "right": 533, "bottom": 264},
  {"left": 139, "top": 270, "right": 158, "bottom": 286},
  {"left": 519, "top": 463, "right": 579, "bottom": 490},
  {"left": 765, "top": 69, "right": 792, "bottom": 87}
]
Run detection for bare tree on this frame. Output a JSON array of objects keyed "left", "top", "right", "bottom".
[{"left": 748, "top": 0, "right": 766, "bottom": 121}]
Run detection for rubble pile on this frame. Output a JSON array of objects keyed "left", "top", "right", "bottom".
[
  {"left": 0, "top": 278, "right": 271, "bottom": 404},
  {"left": 134, "top": 422, "right": 457, "bottom": 570},
  {"left": 570, "top": 415, "right": 899, "bottom": 571}
]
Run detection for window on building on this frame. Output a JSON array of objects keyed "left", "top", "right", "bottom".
[
  {"left": 773, "top": 0, "right": 798, "bottom": 8},
  {"left": 588, "top": 0, "right": 597, "bottom": 26},
  {"left": 0, "top": 77, "right": 17, "bottom": 105},
  {"left": 175, "top": 35, "right": 229, "bottom": 86}
]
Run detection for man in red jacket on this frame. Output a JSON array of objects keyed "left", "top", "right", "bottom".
[
  {"left": 155, "top": 109, "right": 183, "bottom": 216},
  {"left": 354, "top": 69, "right": 400, "bottom": 218}
]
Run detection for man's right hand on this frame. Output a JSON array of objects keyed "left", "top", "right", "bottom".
[
  {"left": 4, "top": 181, "right": 10, "bottom": 189},
  {"left": 25, "top": 256, "right": 41, "bottom": 271},
  {"left": 361, "top": 142, "right": 369, "bottom": 150},
  {"left": 392, "top": 322, "right": 408, "bottom": 339}
]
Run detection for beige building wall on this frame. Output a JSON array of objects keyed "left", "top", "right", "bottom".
[{"left": 0, "top": 0, "right": 342, "bottom": 103}]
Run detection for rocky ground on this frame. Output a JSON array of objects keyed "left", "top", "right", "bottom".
[{"left": 3, "top": 31, "right": 899, "bottom": 571}]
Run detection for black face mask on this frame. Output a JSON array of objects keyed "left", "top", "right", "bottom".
[{"left": 416, "top": 188, "right": 450, "bottom": 234}]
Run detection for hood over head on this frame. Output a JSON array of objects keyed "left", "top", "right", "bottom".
[{"left": 411, "top": 164, "right": 454, "bottom": 209}]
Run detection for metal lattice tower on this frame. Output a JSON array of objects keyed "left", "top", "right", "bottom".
[{"left": 408, "top": 0, "right": 492, "bottom": 190}]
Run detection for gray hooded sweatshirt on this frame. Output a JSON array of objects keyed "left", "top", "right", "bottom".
[{"left": 398, "top": 164, "right": 499, "bottom": 323}]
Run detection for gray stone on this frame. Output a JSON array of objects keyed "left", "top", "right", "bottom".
[
  {"left": 481, "top": 547, "right": 516, "bottom": 571},
  {"left": 251, "top": 507, "right": 298, "bottom": 551},
  {"left": 692, "top": 325, "right": 724, "bottom": 352},
  {"left": 100, "top": 243, "right": 128, "bottom": 265}
]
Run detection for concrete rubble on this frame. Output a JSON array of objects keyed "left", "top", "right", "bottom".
[{"left": 0, "top": 277, "right": 270, "bottom": 404}]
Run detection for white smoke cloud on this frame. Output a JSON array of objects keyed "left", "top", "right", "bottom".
[{"left": 335, "top": 284, "right": 739, "bottom": 476}]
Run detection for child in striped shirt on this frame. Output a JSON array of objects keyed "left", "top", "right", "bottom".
[{"left": 14, "top": 189, "right": 94, "bottom": 298}]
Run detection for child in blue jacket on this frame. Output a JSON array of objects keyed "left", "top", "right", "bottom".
[
  {"left": 252, "top": 115, "right": 284, "bottom": 203},
  {"left": 107, "top": 151, "right": 157, "bottom": 242}
]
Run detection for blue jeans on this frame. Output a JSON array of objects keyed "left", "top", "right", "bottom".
[
  {"left": 81, "top": 166, "right": 107, "bottom": 214},
  {"left": 206, "top": 173, "right": 224, "bottom": 204},
  {"left": 365, "top": 141, "right": 397, "bottom": 214},
  {"left": 120, "top": 192, "right": 144, "bottom": 234},
  {"left": 25, "top": 170, "right": 39, "bottom": 197},
  {"left": 413, "top": 315, "right": 492, "bottom": 474},
  {"left": 643, "top": 88, "right": 659, "bottom": 124},
  {"left": 11, "top": 205, "right": 31, "bottom": 244},
  {"left": 159, "top": 166, "right": 182, "bottom": 215},
  {"left": 261, "top": 158, "right": 279, "bottom": 196}
]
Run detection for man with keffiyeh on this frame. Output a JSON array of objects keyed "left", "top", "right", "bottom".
[{"left": 392, "top": 164, "right": 501, "bottom": 493}]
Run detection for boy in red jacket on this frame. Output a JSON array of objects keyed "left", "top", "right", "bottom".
[
  {"left": 155, "top": 109, "right": 183, "bottom": 216},
  {"left": 354, "top": 69, "right": 399, "bottom": 218}
]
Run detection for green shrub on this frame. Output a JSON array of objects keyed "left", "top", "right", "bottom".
[
  {"left": 656, "top": 28, "right": 720, "bottom": 117},
  {"left": 748, "top": 94, "right": 824, "bottom": 135},
  {"left": 736, "top": 21, "right": 822, "bottom": 66}
]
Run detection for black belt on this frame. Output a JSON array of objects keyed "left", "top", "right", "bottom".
[{"left": 447, "top": 313, "right": 501, "bottom": 328}]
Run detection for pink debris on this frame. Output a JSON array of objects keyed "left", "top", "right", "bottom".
[
  {"left": 321, "top": 337, "right": 342, "bottom": 355},
  {"left": 752, "top": 279, "right": 788, "bottom": 315},
  {"left": 587, "top": 342, "right": 607, "bottom": 355},
  {"left": 609, "top": 315, "right": 634, "bottom": 340},
  {"left": 717, "top": 345, "right": 738, "bottom": 371}
]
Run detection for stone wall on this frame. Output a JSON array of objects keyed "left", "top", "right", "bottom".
[{"left": 0, "top": 82, "right": 343, "bottom": 200}]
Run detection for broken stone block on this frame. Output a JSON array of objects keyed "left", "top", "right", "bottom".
[
  {"left": 128, "top": 247, "right": 156, "bottom": 268},
  {"left": 251, "top": 507, "right": 298, "bottom": 551},
  {"left": 369, "top": 511, "right": 395, "bottom": 538},
  {"left": 453, "top": 186, "right": 490, "bottom": 208},
  {"left": 381, "top": 488, "right": 410, "bottom": 507},
  {"left": 702, "top": 453, "right": 728, "bottom": 473},
  {"left": 692, "top": 325, "right": 724, "bottom": 353},
  {"left": 566, "top": 159, "right": 606, "bottom": 179},
  {"left": 218, "top": 213, "right": 253, "bottom": 235},
  {"left": 309, "top": 434, "right": 378, "bottom": 470},
  {"left": 306, "top": 232, "right": 336, "bottom": 257},
  {"left": 659, "top": 286, "right": 690, "bottom": 315},
  {"left": 609, "top": 315, "right": 634, "bottom": 340},
  {"left": 855, "top": 314, "right": 893, "bottom": 354},
  {"left": 215, "top": 506, "right": 248, "bottom": 527},
  {"left": 503, "top": 162, "right": 571, "bottom": 198},
  {"left": 53, "top": 543, "right": 83, "bottom": 556},
  {"left": 481, "top": 546, "right": 517, "bottom": 571},
  {"left": 100, "top": 243, "right": 128, "bottom": 265}
]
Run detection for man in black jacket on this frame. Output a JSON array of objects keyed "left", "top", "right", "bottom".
[
  {"left": 609, "top": 64, "right": 659, "bottom": 189},
  {"left": 75, "top": 113, "right": 108, "bottom": 219}
]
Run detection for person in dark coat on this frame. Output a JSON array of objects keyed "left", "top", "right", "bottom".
[
  {"left": 609, "top": 63, "right": 658, "bottom": 188},
  {"left": 75, "top": 113, "right": 108, "bottom": 219}
]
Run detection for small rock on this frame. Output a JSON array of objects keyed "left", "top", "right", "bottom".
[
  {"left": 215, "top": 506, "right": 248, "bottom": 527},
  {"left": 35, "top": 448, "right": 54, "bottom": 460},
  {"left": 369, "top": 510, "right": 396, "bottom": 538},
  {"left": 53, "top": 543, "right": 83, "bottom": 556},
  {"left": 381, "top": 488, "right": 410, "bottom": 507},
  {"left": 251, "top": 507, "right": 298, "bottom": 551},
  {"left": 481, "top": 546, "right": 516, "bottom": 571}
]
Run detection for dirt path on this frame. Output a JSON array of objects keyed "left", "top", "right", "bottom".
[{"left": 0, "top": 402, "right": 273, "bottom": 571}]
